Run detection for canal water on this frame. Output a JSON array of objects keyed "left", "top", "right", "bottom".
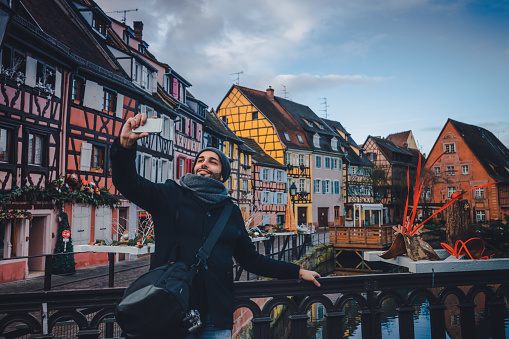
[{"left": 274, "top": 253, "right": 509, "bottom": 339}]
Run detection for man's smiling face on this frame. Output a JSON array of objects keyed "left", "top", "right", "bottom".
[{"left": 193, "top": 151, "right": 223, "bottom": 181}]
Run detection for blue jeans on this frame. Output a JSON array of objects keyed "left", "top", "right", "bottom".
[{"left": 184, "top": 314, "right": 231, "bottom": 339}]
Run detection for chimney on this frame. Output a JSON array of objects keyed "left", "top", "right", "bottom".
[
  {"left": 133, "top": 21, "right": 143, "bottom": 40},
  {"left": 266, "top": 86, "right": 274, "bottom": 99}
]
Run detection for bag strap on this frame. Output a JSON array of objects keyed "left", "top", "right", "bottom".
[{"left": 193, "top": 203, "right": 233, "bottom": 270}]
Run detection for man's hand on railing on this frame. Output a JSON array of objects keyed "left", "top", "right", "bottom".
[{"left": 299, "top": 269, "right": 321, "bottom": 287}]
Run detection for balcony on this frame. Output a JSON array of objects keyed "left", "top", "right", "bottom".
[
  {"left": 0, "top": 269, "right": 508, "bottom": 338},
  {"left": 329, "top": 225, "right": 395, "bottom": 251}
]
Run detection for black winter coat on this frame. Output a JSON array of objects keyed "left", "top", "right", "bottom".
[{"left": 110, "top": 139, "right": 300, "bottom": 329}]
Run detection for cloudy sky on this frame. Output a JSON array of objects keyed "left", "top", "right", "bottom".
[{"left": 95, "top": 0, "right": 509, "bottom": 155}]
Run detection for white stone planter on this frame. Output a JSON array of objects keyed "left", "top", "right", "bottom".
[
  {"left": 364, "top": 249, "right": 509, "bottom": 273},
  {"left": 74, "top": 244, "right": 155, "bottom": 255}
]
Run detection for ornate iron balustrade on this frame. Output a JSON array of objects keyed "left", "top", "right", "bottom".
[{"left": 0, "top": 269, "right": 507, "bottom": 338}]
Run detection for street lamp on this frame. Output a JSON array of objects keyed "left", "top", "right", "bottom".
[{"left": 289, "top": 182, "right": 297, "bottom": 224}]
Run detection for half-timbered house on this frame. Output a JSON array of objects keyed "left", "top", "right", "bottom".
[
  {"left": 217, "top": 85, "right": 313, "bottom": 226},
  {"left": 277, "top": 98, "right": 345, "bottom": 229},
  {"left": 241, "top": 137, "right": 287, "bottom": 228},
  {"left": 362, "top": 135, "right": 418, "bottom": 223},
  {"left": 426, "top": 119, "right": 509, "bottom": 222},
  {"left": 323, "top": 119, "right": 377, "bottom": 226}
]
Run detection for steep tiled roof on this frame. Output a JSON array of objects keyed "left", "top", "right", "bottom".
[
  {"left": 323, "top": 118, "right": 362, "bottom": 150},
  {"left": 240, "top": 137, "right": 285, "bottom": 169},
  {"left": 370, "top": 136, "right": 413, "bottom": 156},
  {"left": 233, "top": 86, "right": 311, "bottom": 150},
  {"left": 276, "top": 98, "right": 337, "bottom": 137},
  {"left": 449, "top": 119, "right": 509, "bottom": 183},
  {"left": 19, "top": 0, "right": 115, "bottom": 71},
  {"left": 205, "top": 109, "right": 242, "bottom": 143},
  {"left": 386, "top": 131, "right": 411, "bottom": 147},
  {"left": 345, "top": 147, "right": 374, "bottom": 167}
]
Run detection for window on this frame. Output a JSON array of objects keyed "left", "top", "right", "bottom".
[
  {"left": 252, "top": 112, "right": 258, "bottom": 120},
  {"left": 161, "top": 116, "right": 173, "bottom": 140},
  {"left": 261, "top": 191, "right": 271, "bottom": 205},
  {"left": 275, "top": 170, "right": 283, "bottom": 183},
  {"left": 91, "top": 145, "right": 104, "bottom": 170},
  {"left": 349, "top": 185, "right": 359, "bottom": 196},
  {"left": 445, "top": 143, "right": 455, "bottom": 153},
  {"left": 313, "top": 134, "right": 320, "bottom": 148},
  {"left": 1, "top": 45, "right": 26, "bottom": 78},
  {"left": 331, "top": 158, "right": 340, "bottom": 170},
  {"left": 315, "top": 155, "right": 321, "bottom": 168},
  {"left": 324, "top": 157, "right": 331, "bottom": 169},
  {"left": 447, "top": 187, "right": 456, "bottom": 198},
  {"left": 242, "top": 179, "right": 248, "bottom": 192},
  {"left": 462, "top": 165, "right": 469, "bottom": 175},
  {"left": 276, "top": 192, "right": 284, "bottom": 205},
  {"left": 298, "top": 154, "right": 305, "bottom": 166},
  {"left": 331, "top": 138, "right": 338, "bottom": 151},
  {"left": 71, "top": 76, "right": 85, "bottom": 104},
  {"left": 446, "top": 166, "right": 455, "bottom": 176},
  {"left": 102, "top": 88, "right": 116, "bottom": 113},
  {"left": 349, "top": 166, "right": 358, "bottom": 176},
  {"left": 277, "top": 215, "right": 285, "bottom": 225},
  {"left": 434, "top": 167, "right": 441, "bottom": 176},
  {"left": 134, "top": 63, "right": 140, "bottom": 83},
  {"left": 322, "top": 180, "right": 331, "bottom": 194},
  {"left": 261, "top": 168, "right": 270, "bottom": 181},
  {"left": 284, "top": 132, "right": 290, "bottom": 142},
  {"left": 475, "top": 188, "right": 485, "bottom": 199},
  {"left": 27, "top": 133, "right": 44, "bottom": 165},
  {"left": 367, "top": 153, "right": 377, "bottom": 161},
  {"left": 314, "top": 179, "right": 322, "bottom": 193},
  {"left": 297, "top": 134, "right": 304, "bottom": 144},
  {"left": 177, "top": 117, "right": 186, "bottom": 133},
  {"left": 36, "top": 60, "right": 56, "bottom": 90},
  {"left": 299, "top": 178, "right": 305, "bottom": 192},
  {"left": 0, "top": 128, "right": 13, "bottom": 163},
  {"left": 476, "top": 210, "right": 486, "bottom": 222},
  {"left": 423, "top": 187, "right": 431, "bottom": 198}
]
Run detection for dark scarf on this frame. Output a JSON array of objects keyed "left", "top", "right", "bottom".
[{"left": 180, "top": 174, "right": 230, "bottom": 205}]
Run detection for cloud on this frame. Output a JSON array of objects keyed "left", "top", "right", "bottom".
[{"left": 273, "top": 73, "right": 391, "bottom": 96}]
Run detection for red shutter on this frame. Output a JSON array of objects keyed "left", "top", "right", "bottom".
[
  {"left": 187, "top": 158, "right": 193, "bottom": 174},
  {"left": 176, "top": 155, "right": 181, "bottom": 179},
  {"left": 172, "top": 78, "right": 178, "bottom": 97}
]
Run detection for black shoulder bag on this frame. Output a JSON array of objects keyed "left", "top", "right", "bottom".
[{"left": 115, "top": 203, "right": 233, "bottom": 338}]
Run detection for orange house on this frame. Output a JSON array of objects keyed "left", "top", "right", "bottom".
[{"left": 425, "top": 119, "right": 509, "bottom": 222}]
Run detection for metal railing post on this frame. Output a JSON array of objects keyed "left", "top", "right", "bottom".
[
  {"left": 44, "top": 254, "right": 53, "bottom": 291},
  {"left": 108, "top": 253, "right": 115, "bottom": 288}
]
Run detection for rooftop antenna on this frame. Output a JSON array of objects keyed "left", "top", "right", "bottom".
[
  {"left": 281, "top": 84, "right": 290, "bottom": 99},
  {"left": 320, "top": 97, "right": 329, "bottom": 119},
  {"left": 107, "top": 9, "right": 138, "bottom": 24},
  {"left": 230, "top": 71, "right": 243, "bottom": 85}
]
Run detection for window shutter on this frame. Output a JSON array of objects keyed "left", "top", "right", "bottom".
[
  {"left": 270, "top": 192, "right": 275, "bottom": 204},
  {"left": 187, "top": 158, "right": 193, "bottom": 174},
  {"left": 248, "top": 180, "right": 252, "bottom": 191},
  {"left": 172, "top": 78, "right": 178, "bottom": 97},
  {"left": 54, "top": 70, "right": 62, "bottom": 98},
  {"left": 169, "top": 119, "right": 175, "bottom": 141},
  {"left": 322, "top": 180, "right": 326, "bottom": 194},
  {"left": 79, "top": 142, "right": 93, "bottom": 171},
  {"left": 305, "top": 179, "right": 310, "bottom": 193},
  {"left": 140, "top": 105, "right": 147, "bottom": 115},
  {"left": 269, "top": 169, "right": 274, "bottom": 182},
  {"left": 283, "top": 171, "right": 287, "bottom": 183},
  {"left": 240, "top": 153, "right": 244, "bottom": 165},
  {"left": 25, "top": 56, "right": 37, "bottom": 87},
  {"left": 151, "top": 73, "right": 157, "bottom": 93},
  {"left": 83, "top": 80, "right": 98, "bottom": 109},
  {"left": 116, "top": 93, "right": 124, "bottom": 118},
  {"left": 283, "top": 193, "right": 287, "bottom": 204}
]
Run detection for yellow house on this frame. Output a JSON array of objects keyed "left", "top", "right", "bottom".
[{"left": 217, "top": 85, "right": 314, "bottom": 225}]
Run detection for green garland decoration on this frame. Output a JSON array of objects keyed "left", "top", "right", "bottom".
[{"left": 0, "top": 209, "right": 32, "bottom": 220}]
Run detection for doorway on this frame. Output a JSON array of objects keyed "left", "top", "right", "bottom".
[
  {"left": 28, "top": 216, "right": 45, "bottom": 272},
  {"left": 297, "top": 207, "right": 307, "bottom": 226},
  {"left": 318, "top": 208, "right": 329, "bottom": 229}
]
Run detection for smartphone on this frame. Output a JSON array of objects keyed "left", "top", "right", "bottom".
[{"left": 132, "top": 118, "right": 163, "bottom": 134}]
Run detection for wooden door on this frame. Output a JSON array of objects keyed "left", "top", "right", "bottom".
[
  {"left": 72, "top": 204, "right": 91, "bottom": 245},
  {"left": 318, "top": 208, "right": 329, "bottom": 228},
  {"left": 298, "top": 207, "right": 307, "bottom": 226}
]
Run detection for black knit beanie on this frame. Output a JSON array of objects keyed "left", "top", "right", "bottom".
[{"left": 193, "top": 147, "right": 231, "bottom": 182}]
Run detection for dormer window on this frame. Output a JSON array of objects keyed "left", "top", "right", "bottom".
[
  {"left": 297, "top": 134, "right": 304, "bottom": 144},
  {"left": 284, "top": 132, "right": 290, "bottom": 142},
  {"left": 331, "top": 137, "right": 338, "bottom": 151},
  {"left": 303, "top": 119, "right": 313, "bottom": 127},
  {"left": 92, "top": 15, "right": 107, "bottom": 36},
  {"left": 313, "top": 133, "right": 320, "bottom": 148},
  {"left": 314, "top": 121, "right": 324, "bottom": 129}
]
